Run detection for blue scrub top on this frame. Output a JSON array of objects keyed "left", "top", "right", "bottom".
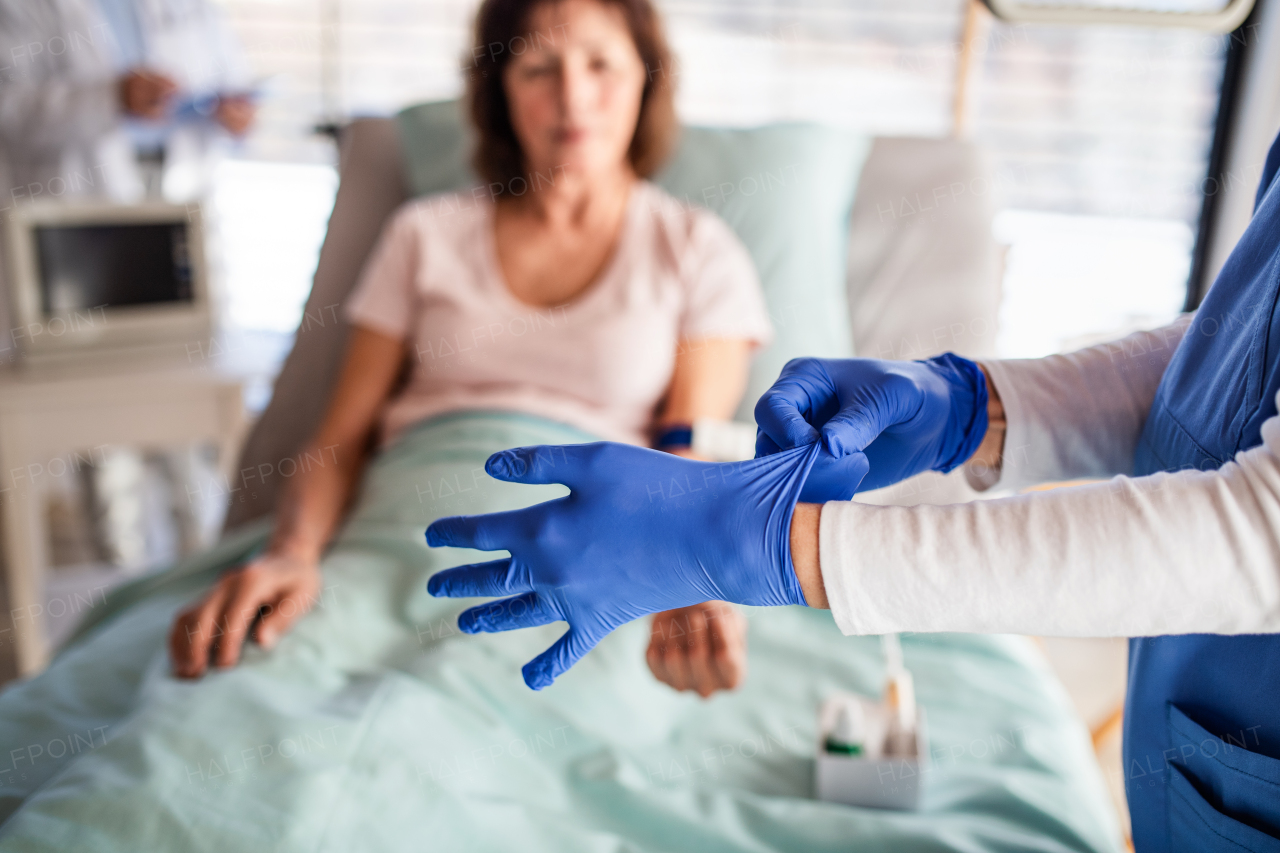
[{"left": 1125, "top": 129, "right": 1280, "bottom": 850}]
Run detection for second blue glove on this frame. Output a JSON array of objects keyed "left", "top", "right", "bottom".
[
  {"left": 425, "top": 441, "right": 860, "bottom": 690},
  {"left": 755, "top": 353, "right": 988, "bottom": 499}
]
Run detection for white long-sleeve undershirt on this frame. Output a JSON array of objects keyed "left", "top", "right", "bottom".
[{"left": 819, "top": 317, "right": 1280, "bottom": 637}]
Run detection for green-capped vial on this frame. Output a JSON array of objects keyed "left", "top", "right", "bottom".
[{"left": 825, "top": 702, "right": 866, "bottom": 756}]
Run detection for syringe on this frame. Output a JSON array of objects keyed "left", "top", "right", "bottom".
[{"left": 881, "top": 634, "right": 917, "bottom": 757}]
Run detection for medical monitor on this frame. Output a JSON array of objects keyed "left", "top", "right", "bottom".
[{"left": 5, "top": 202, "right": 211, "bottom": 362}]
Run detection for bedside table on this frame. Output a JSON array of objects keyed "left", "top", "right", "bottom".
[{"left": 0, "top": 357, "right": 247, "bottom": 678}]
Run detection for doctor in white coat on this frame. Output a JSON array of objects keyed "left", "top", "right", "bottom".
[{"left": 0, "top": 0, "right": 254, "bottom": 358}]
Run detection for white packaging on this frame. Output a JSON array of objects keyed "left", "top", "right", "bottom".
[{"left": 815, "top": 692, "right": 928, "bottom": 810}]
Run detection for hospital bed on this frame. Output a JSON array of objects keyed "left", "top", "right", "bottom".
[{"left": 0, "top": 106, "right": 1122, "bottom": 852}]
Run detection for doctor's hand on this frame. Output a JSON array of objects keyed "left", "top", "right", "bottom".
[
  {"left": 426, "top": 441, "right": 840, "bottom": 690},
  {"left": 119, "top": 69, "right": 178, "bottom": 120},
  {"left": 215, "top": 95, "right": 257, "bottom": 136},
  {"left": 647, "top": 601, "right": 747, "bottom": 698},
  {"left": 755, "top": 354, "right": 988, "bottom": 500},
  {"left": 169, "top": 552, "right": 321, "bottom": 678}
]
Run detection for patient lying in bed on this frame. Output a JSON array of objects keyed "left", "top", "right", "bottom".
[{"left": 168, "top": 0, "right": 772, "bottom": 697}]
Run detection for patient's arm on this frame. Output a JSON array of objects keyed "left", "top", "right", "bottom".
[
  {"left": 654, "top": 337, "right": 751, "bottom": 459},
  {"left": 170, "top": 326, "right": 407, "bottom": 677},
  {"left": 647, "top": 338, "right": 753, "bottom": 696}
]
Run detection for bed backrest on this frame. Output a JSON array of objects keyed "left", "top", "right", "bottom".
[
  {"left": 842, "top": 137, "right": 1001, "bottom": 510},
  {"left": 222, "top": 118, "right": 409, "bottom": 531},
  {"left": 845, "top": 137, "right": 1001, "bottom": 362},
  {"left": 223, "top": 124, "right": 1000, "bottom": 532}
]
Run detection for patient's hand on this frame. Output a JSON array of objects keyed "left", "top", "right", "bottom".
[
  {"left": 168, "top": 553, "right": 321, "bottom": 678},
  {"left": 646, "top": 601, "right": 747, "bottom": 698}
]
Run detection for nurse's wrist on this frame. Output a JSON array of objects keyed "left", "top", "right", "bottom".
[
  {"left": 790, "top": 502, "right": 827, "bottom": 609},
  {"left": 965, "top": 363, "right": 1007, "bottom": 492}
]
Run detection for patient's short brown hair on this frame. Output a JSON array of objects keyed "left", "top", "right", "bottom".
[{"left": 465, "top": 0, "right": 678, "bottom": 194}]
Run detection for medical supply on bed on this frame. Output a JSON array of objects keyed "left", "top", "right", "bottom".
[
  {"left": 882, "top": 634, "right": 918, "bottom": 757},
  {"left": 881, "top": 632, "right": 904, "bottom": 671},
  {"left": 815, "top": 635, "right": 927, "bottom": 810},
  {"left": 815, "top": 692, "right": 927, "bottom": 810},
  {"left": 824, "top": 701, "right": 867, "bottom": 756}
]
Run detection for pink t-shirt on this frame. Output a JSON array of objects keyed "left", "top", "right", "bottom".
[{"left": 344, "top": 180, "right": 774, "bottom": 447}]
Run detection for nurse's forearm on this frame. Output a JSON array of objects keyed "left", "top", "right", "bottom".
[
  {"left": 963, "top": 365, "right": 1007, "bottom": 490},
  {"left": 972, "top": 317, "right": 1191, "bottom": 491},
  {"left": 792, "top": 366, "right": 1006, "bottom": 606},
  {"left": 792, "top": 366, "right": 1004, "bottom": 605},
  {"left": 814, "top": 436, "right": 1280, "bottom": 637},
  {"left": 791, "top": 503, "right": 826, "bottom": 608}
]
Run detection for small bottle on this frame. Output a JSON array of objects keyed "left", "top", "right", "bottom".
[
  {"left": 881, "top": 634, "right": 917, "bottom": 756},
  {"left": 825, "top": 701, "right": 866, "bottom": 756},
  {"left": 884, "top": 668, "right": 917, "bottom": 757}
]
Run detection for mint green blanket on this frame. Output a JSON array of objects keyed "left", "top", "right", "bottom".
[{"left": 0, "top": 413, "right": 1120, "bottom": 851}]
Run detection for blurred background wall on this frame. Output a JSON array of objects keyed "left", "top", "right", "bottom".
[{"left": 213, "top": 0, "right": 1223, "bottom": 359}]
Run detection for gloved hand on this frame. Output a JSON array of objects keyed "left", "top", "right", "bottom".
[
  {"left": 425, "top": 440, "right": 861, "bottom": 690},
  {"left": 755, "top": 353, "right": 988, "bottom": 500}
]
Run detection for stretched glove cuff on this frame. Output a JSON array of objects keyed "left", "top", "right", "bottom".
[
  {"left": 770, "top": 444, "right": 823, "bottom": 607},
  {"left": 923, "top": 353, "right": 989, "bottom": 473},
  {"left": 734, "top": 443, "right": 824, "bottom": 608}
]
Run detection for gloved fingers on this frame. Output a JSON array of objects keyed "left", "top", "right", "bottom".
[
  {"left": 798, "top": 449, "right": 870, "bottom": 502},
  {"left": 754, "top": 430, "right": 782, "bottom": 459},
  {"left": 522, "top": 628, "right": 599, "bottom": 691},
  {"left": 426, "top": 559, "right": 532, "bottom": 599},
  {"left": 426, "top": 510, "right": 519, "bottom": 552},
  {"left": 457, "top": 592, "right": 558, "bottom": 633},
  {"left": 821, "top": 401, "right": 890, "bottom": 458},
  {"left": 754, "top": 386, "right": 822, "bottom": 451},
  {"left": 740, "top": 441, "right": 821, "bottom": 483},
  {"left": 486, "top": 444, "right": 584, "bottom": 486}
]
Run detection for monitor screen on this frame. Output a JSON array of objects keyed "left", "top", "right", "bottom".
[{"left": 33, "top": 222, "right": 193, "bottom": 315}]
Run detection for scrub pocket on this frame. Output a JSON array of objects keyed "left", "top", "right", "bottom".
[{"left": 1167, "top": 704, "right": 1280, "bottom": 851}]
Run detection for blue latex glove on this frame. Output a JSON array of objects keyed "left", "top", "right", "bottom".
[
  {"left": 425, "top": 441, "right": 862, "bottom": 690},
  {"left": 755, "top": 353, "right": 988, "bottom": 500}
]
